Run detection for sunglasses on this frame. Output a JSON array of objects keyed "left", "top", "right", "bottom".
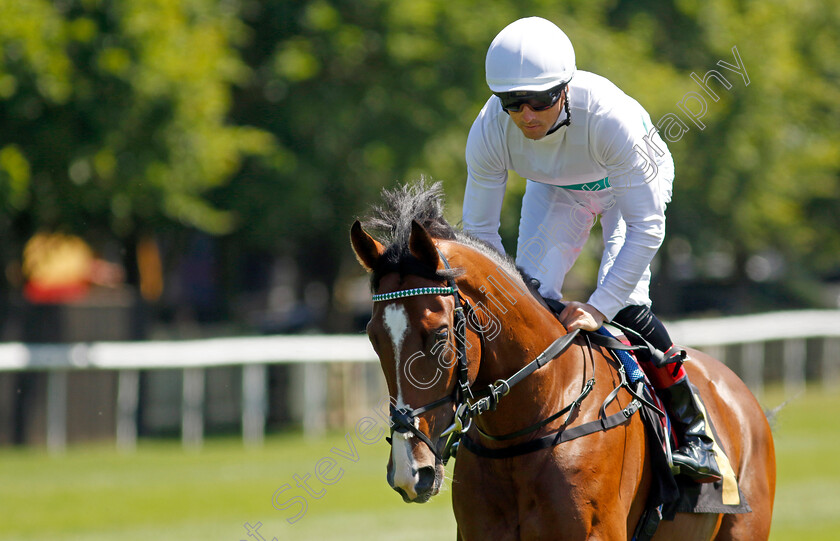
[{"left": 495, "top": 84, "right": 566, "bottom": 113}]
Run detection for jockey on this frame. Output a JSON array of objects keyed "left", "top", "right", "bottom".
[{"left": 461, "top": 16, "right": 722, "bottom": 483}]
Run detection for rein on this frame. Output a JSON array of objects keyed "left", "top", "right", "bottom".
[
  {"left": 374, "top": 250, "right": 646, "bottom": 464},
  {"left": 461, "top": 333, "right": 645, "bottom": 459}
]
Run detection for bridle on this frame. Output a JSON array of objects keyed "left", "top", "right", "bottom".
[
  {"left": 373, "top": 250, "right": 581, "bottom": 465},
  {"left": 372, "top": 249, "right": 661, "bottom": 465}
]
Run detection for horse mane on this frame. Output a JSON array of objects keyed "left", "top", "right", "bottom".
[{"left": 360, "top": 179, "right": 520, "bottom": 291}]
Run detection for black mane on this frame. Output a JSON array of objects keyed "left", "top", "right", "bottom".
[{"left": 360, "top": 180, "right": 463, "bottom": 290}]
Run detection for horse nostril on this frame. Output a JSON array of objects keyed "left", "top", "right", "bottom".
[{"left": 416, "top": 465, "right": 436, "bottom": 493}]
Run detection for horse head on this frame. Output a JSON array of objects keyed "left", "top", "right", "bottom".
[{"left": 351, "top": 215, "right": 470, "bottom": 502}]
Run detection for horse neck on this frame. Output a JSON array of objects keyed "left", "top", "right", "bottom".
[{"left": 440, "top": 241, "right": 569, "bottom": 386}]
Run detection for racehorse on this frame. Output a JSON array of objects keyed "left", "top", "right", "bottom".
[{"left": 351, "top": 182, "right": 775, "bottom": 540}]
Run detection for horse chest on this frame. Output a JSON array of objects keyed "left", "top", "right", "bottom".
[{"left": 453, "top": 450, "right": 612, "bottom": 540}]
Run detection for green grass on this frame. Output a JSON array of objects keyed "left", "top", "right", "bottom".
[
  {"left": 0, "top": 428, "right": 455, "bottom": 541},
  {"left": 0, "top": 385, "right": 837, "bottom": 540},
  {"left": 765, "top": 385, "right": 840, "bottom": 541}
]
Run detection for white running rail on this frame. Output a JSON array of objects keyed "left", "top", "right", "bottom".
[{"left": 2, "top": 310, "right": 838, "bottom": 452}]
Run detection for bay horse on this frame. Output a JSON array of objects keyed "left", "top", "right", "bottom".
[{"left": 350, "top": 182, "right": 775, "bottom": 540}]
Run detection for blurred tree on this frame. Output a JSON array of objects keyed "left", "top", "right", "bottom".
[
  {"left": 609, "top": 0, "right": 840, "bottom": 310},
  {"left": 0, "top": 0, "right": 272, "bottom": 292},
  {"left": 1, "top": 0, "right": 837, "bottom": 330},
  {"left": 219, "top": 0, "right": 516, "bottom": 327}
]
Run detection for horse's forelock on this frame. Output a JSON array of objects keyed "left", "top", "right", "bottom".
[
  {"left": 362, "top": 180, "right": 456, "bottom": 246},
  {"left": 360, "top": 179, "right": 524, "bottom": 293},
  {"left": 375, "top": 181, "right": 520, "bottom": 280},
  {"left": 361, "top": 180, "right": 463, "bottom": 290}
]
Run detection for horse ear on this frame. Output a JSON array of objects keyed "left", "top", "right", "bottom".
[
  {"left": 409, "top": 220, "right": 440, "bottom": 270},
  {"left": 350, "top": 220, "right": 385, "bottom": 272}
]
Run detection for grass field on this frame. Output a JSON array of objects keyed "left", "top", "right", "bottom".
[{"left": 1, "top": 384, "right": 837, "bottom": 540}]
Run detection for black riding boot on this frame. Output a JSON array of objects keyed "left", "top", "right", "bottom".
[
  {"left": 659, "top": 377, "right": 723, "bottom": 483},
  {"left": 613, "top": 305, "right": 723, "bottom": 484}
]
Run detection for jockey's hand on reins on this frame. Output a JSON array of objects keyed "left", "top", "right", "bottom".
[{"left": 559, "top": 301, "right": 606, "bottom": 332}]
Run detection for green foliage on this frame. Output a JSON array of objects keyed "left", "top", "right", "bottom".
[
  {"left": 0, "top": 0, "right": 272, "bottom": 242},
  {"left": 0, "top": 0, "right": 837, "bottom": 312},
  {"left": 611, "top": 0, "right": 840, "bottom": 277}
]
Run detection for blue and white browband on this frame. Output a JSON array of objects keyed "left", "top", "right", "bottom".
[{"left": 371, "top": 286, "right": 457, "bottom": 302}]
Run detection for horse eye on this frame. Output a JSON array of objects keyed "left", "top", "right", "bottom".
[{"left": 428, "top": 328, "right": 448, "bottom": 352}]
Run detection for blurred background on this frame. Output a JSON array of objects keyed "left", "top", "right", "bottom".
[{"left": 0, "top": 0, "right": 838, "bottom": 540}]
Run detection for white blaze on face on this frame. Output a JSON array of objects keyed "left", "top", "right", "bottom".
[
  {"left": 383, "top": 304, "right": 408, "bottom": 400},
  {"left": 383, "top": 303, "right": 420, "bottom": 499}
]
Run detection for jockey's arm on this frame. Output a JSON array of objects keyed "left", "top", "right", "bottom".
[
  {"left": 586, "top": 178, "right": 667, "bottom": 321},
  {"left": 462, "top": 105, "right": 510, "bottom": 255},
  {"left": 585, "top": 107, "right": 673, "bottom": 321},
  {"left": 462, "top": 172, "right": 507, "bottom": 254}
]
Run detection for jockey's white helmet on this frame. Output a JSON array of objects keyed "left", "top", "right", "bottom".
[{"left": 485, "top": 17, "right": 576, "bottom": 93}]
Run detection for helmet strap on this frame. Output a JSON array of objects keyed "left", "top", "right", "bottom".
[{"left": 545, "top": 89, "right": 571, "bottom": 136}]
